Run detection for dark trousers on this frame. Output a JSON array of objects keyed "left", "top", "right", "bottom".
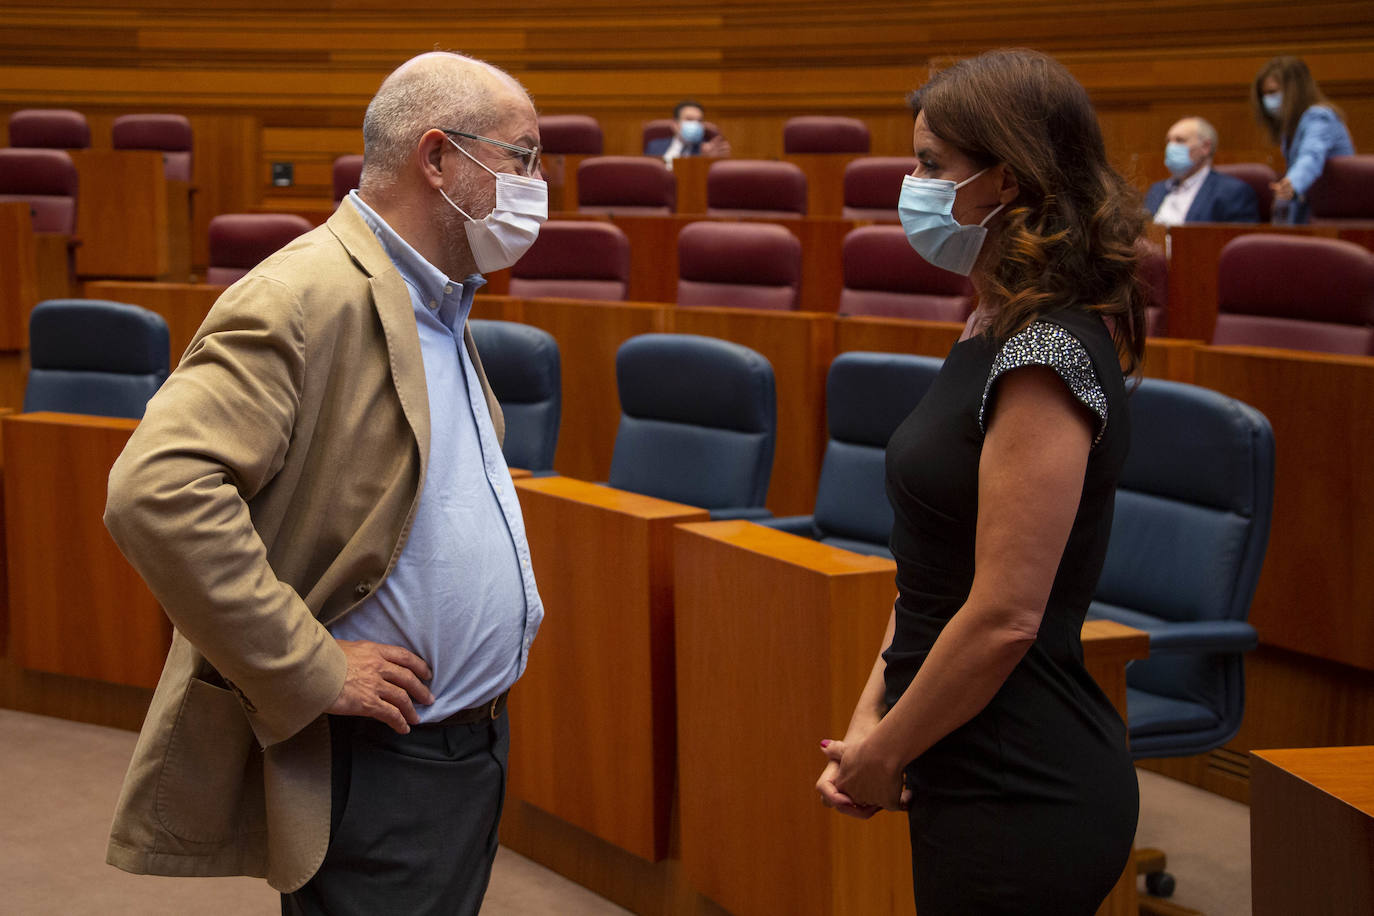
[{"left": 282, "top": 711, "right": 509, "bottom": 916}]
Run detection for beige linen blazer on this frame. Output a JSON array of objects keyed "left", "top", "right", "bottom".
[{"left": 104, "top": 201, "right": 503, "bottom": 892}]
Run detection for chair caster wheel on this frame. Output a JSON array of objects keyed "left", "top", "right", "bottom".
[{"left": 1145, "top": 871, "right": 1176, "bottom": 898}]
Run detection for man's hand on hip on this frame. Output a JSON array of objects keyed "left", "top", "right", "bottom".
[{"left": 328, "top": 639, "right": 435, "bottom": 733}]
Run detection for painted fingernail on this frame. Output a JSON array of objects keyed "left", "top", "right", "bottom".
[{"left": 820, "top": 739, "right": 831, "bottom": 748}]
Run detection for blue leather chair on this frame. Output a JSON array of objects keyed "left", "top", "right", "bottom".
[
  {"left": 608, "top": 333, "right": 775, "bottom": 520},
  {"left": 468, "top": 319, "right": 561, "bottom": 473},
  {"left": 24, "top": 299, "right": 170, "bottom": 419},
  {"left": 762, "top": 351, "right": 943, "bottom": 557},
  {"left": 1088, "top": 378, "right": 1274, "bottom": 898}
]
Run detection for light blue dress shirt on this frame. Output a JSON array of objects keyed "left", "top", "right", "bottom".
[{"left": 329, "top": 191, "right": 543, "bottom": 722}]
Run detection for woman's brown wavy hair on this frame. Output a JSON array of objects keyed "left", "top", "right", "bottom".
[{"left": 911, "top": 49, "right": 1147, "bottom": 375}]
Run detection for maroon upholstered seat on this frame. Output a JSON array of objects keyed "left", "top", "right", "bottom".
[
  {"left": 706, "top": 160, "right": 807, "bottom": 219},
  {"left": 1213, "top": 162, "right": 1277, "bottom": 223},
  {"left": 112, "top": 114, "right": 193, "bottom": 181},
  {"left": 510, "top": 220, "right": 630, "bottom": 301},
  {"left": 577, "top": 157, "right": 676, "bottom": 215},
  {"left": 1213, "top": 234, "right": 1374, "bottom": 355},
  {"left": 1308, "top": 155, "right": 1374, "bottom": 222},
  {"left": 641, "top": 119, "right": 721, "bottom": 152},
  {"left": 0, "top": 149, "right": 79, "bottom": 234},
  {"left": 1138, "top": 243, "right": 1169, "bottom": 337},
  {"left": 839, "top": 225, "right": 974, "bottom": 321},
  {"left": 537, "top": 115, "right": 603, "bottom": 155},
  {"left": 332, "top": 154, "right": 364, "bottom": 203},
  {"left": 783, "top": 116, "right": 871, "bottom": 154},
  {"left": 206, "top": 214, "right": 314, "bottom": 286},
  {"left": 677, "top": 221, "right": 801, "bottom": 311},
  {"left": 843, "top": 157, "right": 917, "bottom": 221},
  {"left": 8, "top": 109, "right": 90, "bottom": 149}
]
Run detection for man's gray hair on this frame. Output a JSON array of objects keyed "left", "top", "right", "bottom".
[
  {"left": 1191, "top": 116, "right": 1219, "bottom": 155},
  {"left": 361, "top": 53, "right": 527, "bottom": 191}
]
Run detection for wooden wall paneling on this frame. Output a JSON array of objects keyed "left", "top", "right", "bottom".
[
  {"left": 1192, "top": 346, "right": 1374, "bottom": 672},
  {"left": 1251, "top": 747, "right": 1374, "bottom": 916},
  {"left": 666, "top": 306, "right": 833, "bottom": 515},
  {"left": 191, "top": 114, "right": 262, "bottom": 271},
  {"left": 72, "top": 150, "right": 169, "bottom": 279},
  {"left": 835, "top": 315, "right": 963, "bottom": 359},
  {"left": 0, "top": 203, "right": 38, "bottom": 352},
  {"left": 81, "top": 280, "right": 224, "bottom": 365},
  {"left": 3, "top": 412, "right": 169, "bottom": 689},
  {"left": 509, "top": 476, "right": 709, "bottom": 861},
  {"left": 1141, "top": 338, "right": 1199, "bottom": 383},
  {"left": 514, "top": 296, "right": 671, "bottom": 481}
]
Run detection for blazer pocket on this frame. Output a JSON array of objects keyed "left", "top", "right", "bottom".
[{"left": 155, "top": 676, "right": 255, "bottom": 843}]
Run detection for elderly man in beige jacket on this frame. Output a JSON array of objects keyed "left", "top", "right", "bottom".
[{"left": 104, "top": 52, "right": 547, "bottom": 915}]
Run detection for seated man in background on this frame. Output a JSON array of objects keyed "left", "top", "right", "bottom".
[
  {"left": 645, "top": 99, "right": 732, "bottom": 163},
  {"left": 1146, "top": 116, "right": 1259, "bottom": 225}
]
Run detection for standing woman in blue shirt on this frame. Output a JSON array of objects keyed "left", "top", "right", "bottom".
[{"left": 1252, "top": 55, "right": 1355, "bottom": 223}]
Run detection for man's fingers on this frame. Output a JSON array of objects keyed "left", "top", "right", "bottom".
[
  {"left": 376, "top": 681, "right": 420, "bottom": 725},
  {"left": 374, "top": 642, "right": 432, "bottom": 680},
  {"left": 383, "top": 662, "right": 435, "bottom": 705}
]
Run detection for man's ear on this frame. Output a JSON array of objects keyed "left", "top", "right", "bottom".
[
  {"left": 418, "top": 128, "right": 448, "bottom": 189},
  {"left": 996, "top": 163, "right": 1020, "bottom": 206}
]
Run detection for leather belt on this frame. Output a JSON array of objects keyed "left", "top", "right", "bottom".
[{"left": 434, "top": 690, "right": 508, "bottom": 726}]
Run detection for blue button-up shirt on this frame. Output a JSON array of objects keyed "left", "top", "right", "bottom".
[{"left": 329, "top": 191, "right": 543, "bottom": 721}]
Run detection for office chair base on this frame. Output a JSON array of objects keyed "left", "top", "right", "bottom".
[
  {"left": 1135, "top": 846, "right": 1202, "bottom": 916},
  {"left": 1139, "top": 896, "right": 1203, "bottom": 916}
]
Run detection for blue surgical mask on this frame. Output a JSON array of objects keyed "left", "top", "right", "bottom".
[
  {"left": 1262, "top": 92, "right": 1282, "bottom": 116},
  {"left": 679, "top": 119, "right": 705, "bottom": 145},
  {"left": 898, "top": 168, "right": 1005, "bottom": 276},
  {"left": 1164, "top": 141, "right": 1195, "bottom": 178}
]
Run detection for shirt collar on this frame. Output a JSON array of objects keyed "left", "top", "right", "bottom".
[{"left": 1171, "top": 163, "right": 1211, "bottom": 193}]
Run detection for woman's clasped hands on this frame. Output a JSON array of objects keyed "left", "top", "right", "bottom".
[{"left": 815, "top": 733, "right": 911, "bottom": 818}]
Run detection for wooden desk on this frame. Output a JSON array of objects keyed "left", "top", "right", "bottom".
[
  {"left": 83, "top": 280, "right": 224, "bottom": 366},
  {"left": 1251, "top": 746, "right": 1374, "bottom": 916},
  {"left": 3, "top": 412, "right": 168, "bottom": 688},
  {"left": 508, "top": 476, "right": 709, "bottom": 862},
  {"left": 72, "top": 150, "right": 170, "bottom": 280},
  {"left": 673, "top": 520, "right": 1147, "bottom": 916}
]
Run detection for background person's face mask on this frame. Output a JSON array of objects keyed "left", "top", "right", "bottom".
[
  {"left": 1262, "top": 92, "right": 1283, "bottom": 116},
  {"left": 898, "top": 168, "right": 1005, "bottom": 276},
  {"left": 678, "top": 119, "right": 705, "bottom": 145},
  {"left": 439, "top": 136, "right": 548, "bottom": 273},
  {"left": 1164, "top": 141, "right": 1195, "bottom": 178}
]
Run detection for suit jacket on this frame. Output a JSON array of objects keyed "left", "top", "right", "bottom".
[
  {"left": 644, "top": 135, "right": 701, "bottom": 158},
  {"left": 103, "top": 200, "right": 503, "bottom": 892},
  {"left": 1145, "top": 169, "right": 1260, "bottom": 223}
]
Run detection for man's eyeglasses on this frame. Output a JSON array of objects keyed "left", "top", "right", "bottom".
[{"left": 442, "top": 129, "right": 541, "bottom": 178}]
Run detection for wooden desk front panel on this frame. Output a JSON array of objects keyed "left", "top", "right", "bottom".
[
  {"left": 835, "top": 315, "right": 963, "bottom": 359},
  {"left": 1193, "top": 346, "right": 1374, "bottom": 672},
  {"left": 0, "top": 202, "right": 37, "bottom": 352},
  {"left": 510, "top": 476, "right": 708, "bottom": 862},
  {"left": 3, "top": 412, "right": 169, "bottom": 688},
  {"left": 72, "top": 150, "right": 169, "bottom": 280},
  {"left": 83, "top": 281, "right": 224, "bottom": 366},
  {"left": 667, "top": 306, "right": 833, "bottom": 515},
  {"left": 1251, "top": 746, "right": 1374, "bottom": 916}
]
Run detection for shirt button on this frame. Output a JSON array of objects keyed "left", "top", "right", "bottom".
[
  {"left": 444, "top": 284, "right": 453, "bottom": 294},
  {"left": 428, "top": 299, "right": 437, "bottom": 310}
]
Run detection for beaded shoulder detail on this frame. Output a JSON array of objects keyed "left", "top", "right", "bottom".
[{"left": 979, "top": 321, "right": 1108, "bottom": 447}]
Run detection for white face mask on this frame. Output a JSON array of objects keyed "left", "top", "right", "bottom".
[
  {"left": 439, "top": 136, "right": 548, "bottom": 274},
  {"left": 897, "top": 167, "right": 1006, "bottom": 276}
]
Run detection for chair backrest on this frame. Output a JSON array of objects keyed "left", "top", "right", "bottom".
[
  {"left": 811, "top": 352, "right": 943, "bottom": 556},
  {"left": 24, "top": 298, "right": 170, "bottom": 419},
  {"left": 0, "top": 148, "right": 79, "bottom": 234},
  {"left": 783, "top": 116, "right": 871, "bottom": 154},
  {"left": 642, "top": 119, "right": 721, "bottom": 151},
  {"left": 842, "top": 157, "right": 916, "bottom": 221},
  {"left": 112, "top": 114, "right": 193, "bottom": 181},
  {"left": 1213, "top": 162, "right": 1277, "bottom": 223},
  {"left": 9, "top": 108, "right": 90, "bottom": 149},
  {"left": 1307, "top": 155, "right": 1374, "bottom": 222},
  {"left": 468, "top": 319, "right": 561, "bottom": 472},
  {"left": 838, "top": 225, "right": 974, "bottom": 321},
  {"left": 206, "top": 213, "right": 315, "bottom": 286},
  {"left": 332, "top": 154, "right": 364, "bottom": 203},
  {"left": 577, "top": 157, "right": 676, "bottom": 214},
  {"left": 706, "top": 160, "right": 807, "bottom": 219},
  {"left": 1090, "top": 378, "right": 1274, "bottom": 757},
  {"left": 509, "top": 220, "right": 631, "bottom": 301},
  {"left": 677, "top": 221, "right": 801, "bottom": 311},
  {"left": 537, "top": 115, "right": 604, "bottom": 155},
  {"left": 1138, "top": 242, "right": 1169, "bottom": 337},
  {"left": 609, "top": 333, "right": 775, "bottom": 517},
  {"left": 1213, "top": 234, "right": 1374, "bottom": 355}
]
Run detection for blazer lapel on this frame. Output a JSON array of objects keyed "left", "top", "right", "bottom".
[{"left": 1186, "top": 172, "right": 1218, "bottom": 223}]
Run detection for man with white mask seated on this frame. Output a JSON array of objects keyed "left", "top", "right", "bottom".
[
  {"left": 1145, "top": 116, "right": 1259, "bottom": 225},
  {"left": 646, "top": 99, "right": 733, "bottom": 163},
  {"left": 103, "top": 51, "right": 546, "bottom": 916}
]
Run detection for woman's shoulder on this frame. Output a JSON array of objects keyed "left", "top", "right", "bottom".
[{"left": 1299, "top": 104, "right": 1344, "bottom": 129}]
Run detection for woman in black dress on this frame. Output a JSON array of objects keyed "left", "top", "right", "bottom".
[{"left": 815, "top": 49, "right": 1146, "bottom": 915}]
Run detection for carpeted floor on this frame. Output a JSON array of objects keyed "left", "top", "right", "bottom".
[{"left": 0, "top": 708, "right": 1247, "bottom": 915}]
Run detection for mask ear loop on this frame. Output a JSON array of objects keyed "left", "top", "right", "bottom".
[
  {"left": 954, "top": 166, "right": 1007, "bottom": 227},
  {"left": 439, "top": 134, "right": 500, "bottom": 220}
]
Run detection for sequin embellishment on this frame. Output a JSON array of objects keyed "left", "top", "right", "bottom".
[{"left": 979, "top": 322, "right": 1108, "bottom": 446}]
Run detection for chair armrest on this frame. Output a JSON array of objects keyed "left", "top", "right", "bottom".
[
  {"left": 1143, "top": 620, "right": 1259, "bottom": 654},
  {"left": 754, "top": 514, "right": 817, "bottom": 536}
]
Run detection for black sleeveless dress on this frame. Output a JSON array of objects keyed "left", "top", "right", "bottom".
[{"left": 881, "top": 307, "right": 1138, "bottom": 915}]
